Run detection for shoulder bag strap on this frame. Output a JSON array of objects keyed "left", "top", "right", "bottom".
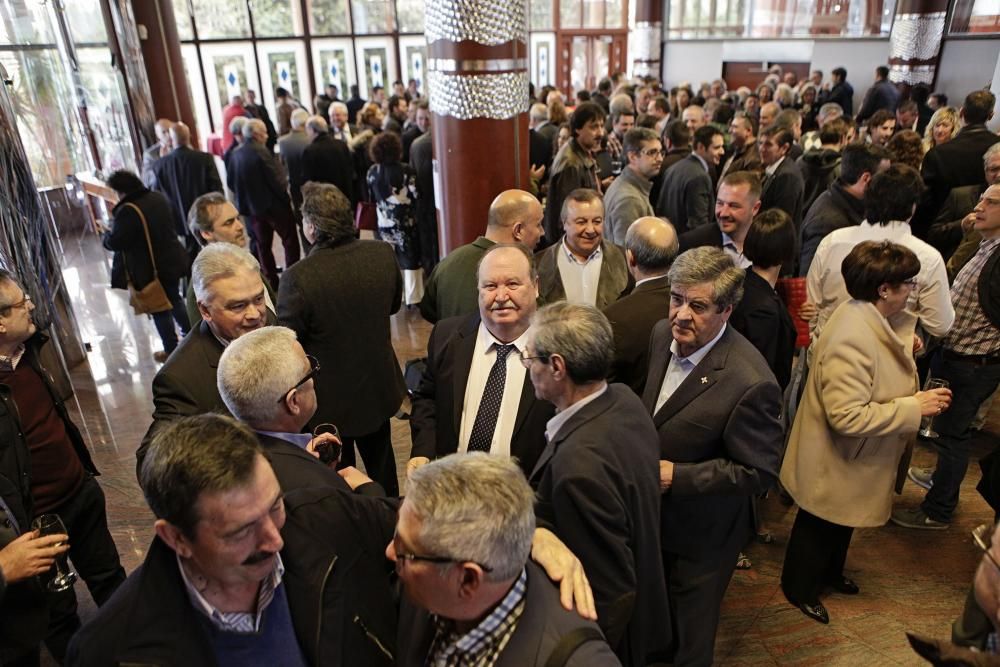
[
  {"left": 543, "top": 627, "right": 606, "bottom": 667},
  {"left": 122, "top": 202, "right": 160, "bottom": 280}
]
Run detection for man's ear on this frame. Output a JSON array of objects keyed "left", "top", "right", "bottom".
[
  {"left": 155, "top": 519, "right": 194, "bottom": 559},
  {"left": 197, "top": 301, "right": 211, "bottom": 323},
  {"left": 457, "top": 563, "right": 487, "bottom": 599}
]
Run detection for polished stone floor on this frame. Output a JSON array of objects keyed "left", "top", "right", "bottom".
[{"left": 52, "top": 228, "right": 999, "bottom": 665}]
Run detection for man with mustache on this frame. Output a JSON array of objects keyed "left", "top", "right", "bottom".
[
  {"left": 642, "top": 247, "right": 784, "bottom": 666},
  {"left": 409, "top": 244, "right": 552, "bottom": 479}
]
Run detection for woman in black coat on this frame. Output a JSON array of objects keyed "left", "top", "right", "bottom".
[{"left": 103, "top": 170, "right": 190, "bottom": 361}]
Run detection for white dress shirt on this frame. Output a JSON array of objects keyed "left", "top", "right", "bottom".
[
  {"left": 545, "top": 382, "right": 608, "bottom": 443},
  {"left": 556, "top": 239, "right": 603, "bottom": 306},
  {"left": 721, "top": 231, "right": 752, "bottom": 269},
  {"left": 807, "top": 220, "right": 955, "bottom": 341},
  {"left": 458, "top": 323, "right": 529, "bottom": 457},
  {"left": 654, "top": 324, "right": 728, "bottom": 414}
]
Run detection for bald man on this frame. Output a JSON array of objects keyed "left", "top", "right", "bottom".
[
  {"left": 759, "top": 102, "right": 781, "bottom": 133},
  {"left": 419, "top": 190, "right": 544, "bottom": 323},
  {"left": 603, "top": 217, "right": 679, "bottom": 394},
  {"left": 152, "top": 121, "right": 223, "bottom": 257},
  {"left": 142, "top": 118, "right": 173, "bottom": 187}
]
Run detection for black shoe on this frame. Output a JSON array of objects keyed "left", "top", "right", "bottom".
[
  {"left": 826, "top": 576, "right": 859, "bottom": 595},
  {"left": 797, "top": 601, "right": 830, "bottom": 624}
]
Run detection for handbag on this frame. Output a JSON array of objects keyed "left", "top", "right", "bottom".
[
  {"left": 122, "top": 203, "right": 174, "bottom": 315},
  {"left": 355, "top": 200, "right": 377, "bottom": 231}
]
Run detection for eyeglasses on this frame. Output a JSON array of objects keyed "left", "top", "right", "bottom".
[
  {"left": 392, "top": 529, "right": 493, "bottom": 572},
  {"left": 973, "top": 523, "right": 1000, "bottom": 575},
  {"left": 277, "top": 355, "right": 320, "bottom": 403},
  {"left": 0, "top": 293, "right": 31, "bottom": 314},
  {"left": 519, "top": 349, "right": 550, "bottom": 369},
  {"left": 640, "top": 148, "right": 667, "bottom": 158}
]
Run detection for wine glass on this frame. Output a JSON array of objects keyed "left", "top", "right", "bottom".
[
  {"left": 30, "top": 514, "right": 77, "bottom": 592},
  {"left": 919, "top": 377, "right": 950, "bottom": 439},
  {"left": 311, "top": 423, "right": 342, "bottom": 466}
]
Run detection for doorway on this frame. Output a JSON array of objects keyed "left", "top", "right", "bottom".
[{"left": 558, "top": 33, "right": 627, "bottom": 96}]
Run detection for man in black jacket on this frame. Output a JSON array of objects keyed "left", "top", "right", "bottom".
[
  {"left": 759, "top": 125, "right": 806, "bottom": 231},
  {"left": 856, "top": 65, "right": 899, "bottom": 124},
  {"left": 819, "top": 67, "right": 854, "bottom": 116},
  {"left": 0, "top": 270, "right": 126, "bottom": 662},
  {"left": 68, "top": 415, "right": 401, "bottom": 667},
  {"left": 656, "top": 126, "right": 724, "bottom": 234},
  {"left": 543, "top": 102, "right": 606, "bottom": 246},
  {"left": 301, "top": 115, "right": 355, "bottom": 207}
]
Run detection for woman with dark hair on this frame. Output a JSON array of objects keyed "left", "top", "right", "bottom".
[
  {"left": 351, "top": 101, "right": 384, "bottom": 202},
  {"left": 730, "top": 209, "right": 798, "bottom": 390},
  {"left": 781, "top": 240, "right": 952, "bottom": 624},
  {"left": 102, "top": 170, "right": 191, "bottom": 362},
  {"left": 367, "top": 131, "right": 422, "bottom": 305}
]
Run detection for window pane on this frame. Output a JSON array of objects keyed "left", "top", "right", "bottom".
[
  {"left": 363, "top": 46, "right": 388, "bottom": 90},
  {"left": 667, "top": 0, "right": 892, "bottom": 36},
  {"left": 266, "top": 51, "right": 301, "bottom": 100},
  {"left": 583, "top": 0, "right": 605, "bottom": 28},
  {"left": 951, "top": 0, "right": 1000, "bottom": 33},
  {"left": 318, "top": 48, "right": 350, "bottom": 97},
  {"left": 171, "top": 0, "right": 194, "bottom": 40},
  {"left": 396, "top": 0, "right": 424, "bottom": 32},
  {"left": 605, "top": 0, "right": 623, "bottom": 27},
  {"left": 530, "top": 0, "right": 553, "bottom": 29},
  {"left": 76, "top": 47, "right": 138, "bottom": 174},
  {"left": 214, "top": 54, "right": 251, "bottom": 109},
  {"left": 308, "top": 0, "right": 351, "bottom": 35},
  {"left": 351, "top": 0, "right": 395, "bottom": 33},
  {"left": 560, "top": 0, "right": 582, "bottom": 29},
  {"left": 192, "top": 0, "right": 251, "bottom": 39},
  {"left": 251, "top": 0, "right": 301, "bottom": 36},
  {"left": 0, "top": 0, "right": 56, "bottom": 44},
  {"left": 64, "top": 0, "right": 108, "bottom": 44}
]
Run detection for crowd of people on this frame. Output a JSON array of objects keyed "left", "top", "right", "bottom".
[{"left": 1, "top": 61, "right": 1000, "bottom": 667}]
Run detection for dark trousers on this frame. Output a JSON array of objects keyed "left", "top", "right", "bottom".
[
  {"left": 44, "top": 475, "right": 126, "bottom": 662},
  {"left": 922, "top": 352, "right": 1000, "bottom": 523},
  {"left": 150, "top": 277, "right": 190, "bottom": 355},
  {"left": 337, "top": 420, "right": 398, "bottom": 496},
  {"left": 781, "top": 507, "right": 854, "bottom": 604},
  {"left": 662, "top": 549, "right": 738, "bottom": 667},
  {"left": 249, "top": 211, "right": 301, "bottom": 288}
]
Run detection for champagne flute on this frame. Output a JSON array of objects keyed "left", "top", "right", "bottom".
[
  {"left": 919, "top": 377, "right": 950, "bottom": 439},
  {"left": 312, "top": 423, "right": 342, "bottom": 466},
  {"left": 30, "top": 514, "right": 77, "bottom": 592}
]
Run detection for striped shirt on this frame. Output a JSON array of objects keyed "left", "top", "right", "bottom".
[
  {"left": 177, "top": 553, "right": 285, "bottom": 633},
  {"left": 427, "top": 568, "right": 528, "bottom": 667},
  {"left": 943, "top": 238, "right": 1000, "bottom": 356},
  {"left": 0, "top": 344, "right": 25, "bottom": 372}
]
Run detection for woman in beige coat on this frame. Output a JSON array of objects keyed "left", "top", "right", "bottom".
[{"left": 780, "top": 240, "right": 953, "bottom": 625}]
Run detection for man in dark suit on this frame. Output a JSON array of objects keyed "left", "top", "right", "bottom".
[
  {"left": 818, "top": 66, "right": 854, "bottom": 116},
  {"left": 641, "top": 247, "right": 784, "bottom": 666},
  {"left": 914, "top": 90, "right": 1000, "bottom": 239},
  {"left": 409, "top": 244, "right": 552, "bottom": 479},
  {"left": 393, "top": 455, "right": 619, "bottom": 666},
  {"left": 243, "top": 88, "right": 277, "bottom": 150},
  {"left": 401, "top": 99, "right": 428, "bottom": 163},
  {"left": 720, "top": 113, "right": 761, "bottom": 179},
  {"left": 655, "top": 126, "right": 724, "bottom": 234},
  {"left": 136, "top": 243, "right": 271, "bottom": 477},
  {"left": 526, "top": 302, "right": 670, "bottom": 667},
  {"left": 141, "top": 118, "right": 172, "bottom": 187},
  {"left": 301, "top": 115, "right": 355, "bottom": 207},
  {"left": 277, "top": 109, "right": 311, "bottom": 214},
  {"left": 855, "top": 65, "right": 899, "bottom": 124},
  {"left": 227, "top": 119, "right": 300, "bottom": 288},
  {"left": 410, "top": 128, "right": 438, "bottom": 272},
  {"left": 328, "top": 101, "right": 356, "bottom": 144},
  {"left": 277, "top": 182, "right": 405, "bottom": 496},
  {"left": 152, "top": 122, "right": 223, "bottom": 259},
  {"left": 679, "top": 171, "right": 762, "bottom": 270},
  {"left": 759, "top": 125, "right": 805, "bottom": 231},
  {"left": 604, "top": 217, "right": 678, "bottom": 394},
  {"left": 536, "top": 188, "right": 631, "bottom": 310},
  {"left": 345, "top": 85, "right": 366, "bottom": 127},
  {"left": 529, "top": 103, "right": 554, "bottom": 174}
]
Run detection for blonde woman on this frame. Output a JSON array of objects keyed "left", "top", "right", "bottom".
[{"left": 922, "top": 106, "right": 960, "bottom": 153}]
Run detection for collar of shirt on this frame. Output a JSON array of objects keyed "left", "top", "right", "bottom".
[
  {"left": 720, "top": 232, "right": 752, "bottom": 269},
  {"left": 254, "top": 430, "right": 313, "bottom": 449},
  {"left": 429, "top": 567, "right": 528, "bottom": 666},
  {"left": 765, "top": 155, "right": 785, "bottom": 177},
  {"left": 560, "top": 238, "right": 602, "bottom": 266},
  {"left": 478, "top": 322, "right": 529, "bottom": 356},
  {"left": 0, "top": 344, "right": 26, "bottom": 372},
  {"left": 176, "top": 552, "right": 285, "bottom": 633},
  {"left": 210, "top": 329, "right": 232, "bottom": 350},
  {"left": 670, "top": 323, "right": 727, "bottom": 368},
  {"left": 545, "top": 382, "right": 608, "bottom": 443},
  {"left": 635, "top": 274, "right": 668, "bottom": 288},
  {"left": 692, "top": 152, "right": 709, "bottom": 173}
]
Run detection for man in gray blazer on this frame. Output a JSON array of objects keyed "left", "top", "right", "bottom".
[
  {"left": 536, "top": 188, "right": 630, "bottom": 310},
  {"left": 393, "top": 455, "right": 620, "bottom": 666},
  {"left": 603, "top": 128, "right": 662, "bottom": 244},
  {"left": 655, "top": 126, "right": 725, "bottom": 234},
  {"left": 642, "top": 247, "right": 784, "bottom": 666}
]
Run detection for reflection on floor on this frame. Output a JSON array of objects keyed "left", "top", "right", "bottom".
[{"left": 54, "top": 229, "right": 999, "bottom": 665}]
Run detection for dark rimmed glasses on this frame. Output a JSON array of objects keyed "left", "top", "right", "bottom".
[
  {"left": 973, "top": 523, "right": 1000, "bottom": 574},
  {"left": 277, "top": 355, "right": 320, "bottom": 403},
  {"left": 0, "top": 293, "right": 31, "bottom": 314},
  {"left": 391, "top": 529, "right": 493, "bottom": 573},
  {"left": 519, "top": 349, "right": 550, "bottom": 369}
]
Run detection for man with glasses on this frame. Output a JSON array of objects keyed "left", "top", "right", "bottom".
[
  {"left": 392, "top": 454, "right": 619, "bottom": 666},
  {"left": 217, "top": 326, "right": 379, "bottom": 495},
  {"left": 603, "top": 128, "right": 662, "bottom": 245},
  {"left": 0, "top": 269, "right": 126, "bottom": 663},
  {"left": 523, "top": 302, "right": 670, "bottom": 667},
  {"left": 137, "top": 243, "right": 273, "bottom": 477}
]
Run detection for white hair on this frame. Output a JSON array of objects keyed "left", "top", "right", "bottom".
[
  {"left": 330, "top": 101, "right": 348, "bottom": 115},
  {"left": 306, "top": 115, "right": 329, "bottom": 134},
  {"left": 243, "top": 118, "right": 266, "bottom": 139},
  {"left": 192, "top": 242, "right": 261, "bottom": 303},
  {"left": 218, "top": 326, "right": 304, "bottom": 427},
  {"left": 229, "top": 116, "right": 247, "bottom": 136},
  {"left": 290, "top": 108, "right": 310, "bottom": 129},
  {"left": 529, "top": 103, "right": 548, "bottom": 123}
]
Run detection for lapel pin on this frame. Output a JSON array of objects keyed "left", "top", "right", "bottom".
[{"left": 701, "top": 376, "right": 709, "bottom": 384}]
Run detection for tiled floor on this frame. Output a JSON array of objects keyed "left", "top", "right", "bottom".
[{"left": 53, "top": 228, "right": 999, "bottom": 665}]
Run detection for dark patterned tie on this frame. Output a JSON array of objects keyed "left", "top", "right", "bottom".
[{"left": 467, "top": 344, "right": 514, "bottom": 453}]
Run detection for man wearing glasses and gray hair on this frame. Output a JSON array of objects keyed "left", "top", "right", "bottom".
[{"left": 603, "top": 128, "right": 662, "bottom": 245}]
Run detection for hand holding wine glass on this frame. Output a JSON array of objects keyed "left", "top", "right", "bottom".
[
  {"left": 0, "top": 531, "right": 68, "bottom": 583},
  {"left": 916, "top": 386, "right": 952, "bottom": 417},
  {"left": 30, "top": 514, "right": 78, "bottom": 592}
]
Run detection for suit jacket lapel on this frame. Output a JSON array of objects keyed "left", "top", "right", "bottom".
[
  {"left": 529, "top": 389, "right": 610, "bottom": 483},
  {"left": 651, "top": 328, "right": 733, "bottom": 426},
  {"left": 510, "top": 373, "right": 535, "bottom": 444},
  {"left": 642, "top": 329, "right": 671, "bottom": 414},
  {"left": 451, "top": 317, "right": 480, "bottom": 438}
]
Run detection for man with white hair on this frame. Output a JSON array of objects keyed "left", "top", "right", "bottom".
[
  {"left": 278, "top": 108, "right": 311, "bottom": 214},
  {"left": 136, "top": 243, "right": 272, "bottom": 477},
  {"left": 152, "top": 121, "right": 223, "bottom": 258},
  {"left": 529, "top": 102, "right": 553, "bottom": 172},
  {"left": 218, "top": 325, "right": 371, "bottom": 494},
  {"left": 227, "top": 118, "right": 300, "bottom": 288},
  {"left": 328, "top": 101, "right": 354, "bottom": 144},
  {"left": 392, "top": 454, "right": 619, "bottom": 665},
  {"left": 141, "top": 118, "right": 173, "bottom": 187},
  {"left": 301, "top": 115, "right": 355, "bottom": 207}
]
